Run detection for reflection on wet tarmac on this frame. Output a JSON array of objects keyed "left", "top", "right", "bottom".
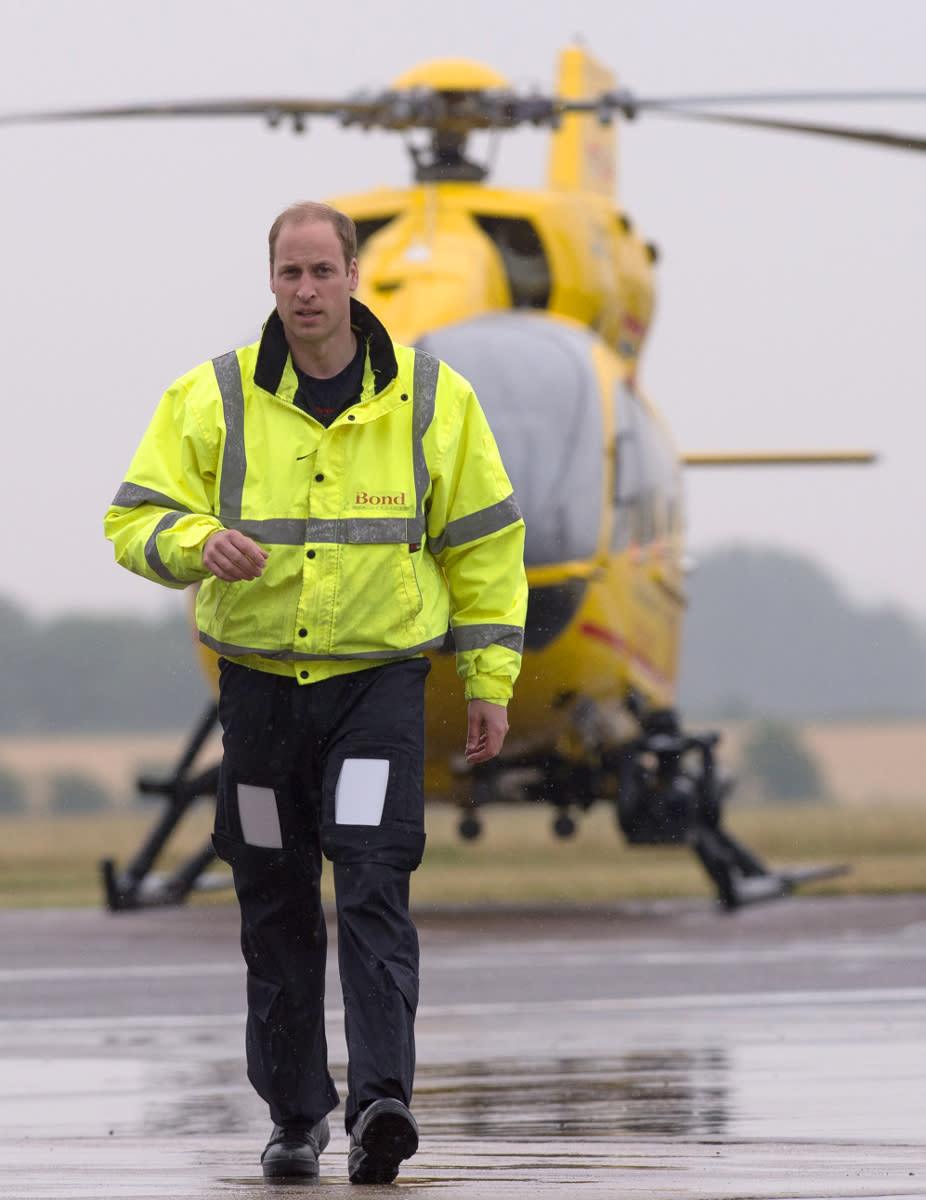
[
  {"left": 414, "top": 1051, "right": 730, "bottom": 1140},
  {"left": 0, "top": 1044, "right": 731, "bottom": 1143}
]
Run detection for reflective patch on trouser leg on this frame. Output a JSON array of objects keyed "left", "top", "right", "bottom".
[
  {"left": 335, "top": 759, "right": 390, "bottom": 826},
  {"left": 237, "top": 784, "right": 283, "bottom": 848}
]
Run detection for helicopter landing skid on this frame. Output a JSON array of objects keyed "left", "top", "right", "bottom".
[
  {"left": 616, "top": 712, "right": 851, "bottom": 910},
  {"left": 100, "top": 703, "right": 226, "bottom": 912},
  {"left": 692, "top": 824, "right": 850, "bottom": 910},
  {"left": 457, "top": 705, "right": 850, "bottom": 912},
  {"left": 101, "top": 846, "right": 227, "bottom": 911}
]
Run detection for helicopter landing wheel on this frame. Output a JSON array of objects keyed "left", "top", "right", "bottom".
[
  {"left": 552, "top": 811, "right": 577, "bottom": 839},
  {"left": 458, "top": 813, "right": 483, "bottom": 840}
]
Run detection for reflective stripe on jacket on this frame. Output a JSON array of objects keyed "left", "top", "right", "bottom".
[{"left": 103, "top": 300, "right": 527, "bottom": 702}]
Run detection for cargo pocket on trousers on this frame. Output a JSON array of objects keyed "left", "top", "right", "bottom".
[{"left": 320, "top": 753, "right": 425, "bottom": 871}]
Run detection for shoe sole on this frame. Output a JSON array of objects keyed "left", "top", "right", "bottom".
[
  {"left": 262, "top": 1159, "right": 320, "bottom": 1182},
  {"left": 349, "top": 1102, "right": 419, "bottom": 1185}
]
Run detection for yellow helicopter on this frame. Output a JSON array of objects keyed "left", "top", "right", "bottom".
[{"left": 5, "top": 44, "right": 914, "bottom": 909}]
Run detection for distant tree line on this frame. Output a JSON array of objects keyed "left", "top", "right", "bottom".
[
  {"left": 739, "top": 719, "right": 825, "bottom": 802},
  {"left": 0, "top": 595, "right": 209, "bottom": 733},
  {"left": 0, "top": 765, "right": 114, "bottom": 814},
  {"left": 2, "top": 544, "right": 925, "bottom": 734},
  {"left": 679, "top": 545, "right": 926, "bottom": 719}
]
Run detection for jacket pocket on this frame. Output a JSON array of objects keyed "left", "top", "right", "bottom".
[
  {"left": 398, "top": 548, "right": 423, "bottom": 621},
  {"left": 334, "top": 543, "right": 427, "bottom": 652}
]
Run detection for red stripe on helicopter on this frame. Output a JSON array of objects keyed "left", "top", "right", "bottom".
[
  {"left": 579, "top": 621, "right": 628, "bottom": 653},
  {"left": 579, "top": 621, "right": 670, "bottom": 693}
]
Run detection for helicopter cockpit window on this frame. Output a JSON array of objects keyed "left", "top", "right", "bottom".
[
  {"left": 473, "top": 216, "right": 552, "bottom": 310},
  {"left": 417, "top": 314, "right": 603, "bottom": 567},
  {"left": 612, "top": 382, "right": 679, "bottom": 551},
  {"left": 354, "top": 216, "right": 399, "bottom": 254},
  {"left": 655, "top": 425, "right": 682, "bottom": 538},
  {"left": 612, "top": 383, "right": 643, "bottom": 549}
]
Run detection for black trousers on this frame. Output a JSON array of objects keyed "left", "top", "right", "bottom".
[{"left": 212, "top": 657, "right": 429, "bottom": 1132}]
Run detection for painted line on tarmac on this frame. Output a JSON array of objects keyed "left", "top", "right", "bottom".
[
  {"left": 0, "top": 962, "right": 240, "bottom": 984},
  {"left": 417, "top": 985, "right": 926, "bottom": 1018},
  {"left": 0, "top": 985, "right": 924, "bottom": 1035},
  {"left": 3, "top": 932, "right": 924, "bottom": 987},
  {"left": 424, "top": 939, "right": 926, "bottom": 970}
]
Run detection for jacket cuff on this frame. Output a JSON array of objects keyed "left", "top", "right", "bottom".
[
  {"left": 464, "top": 675, "right": 513, "bottom": 705},
  {"left": 171, "top": 517, "right": 224, "bottom": 578}
]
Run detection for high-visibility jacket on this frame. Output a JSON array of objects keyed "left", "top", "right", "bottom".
[{"left": 104, "top": 300, "right": 527, "bottom": 703}]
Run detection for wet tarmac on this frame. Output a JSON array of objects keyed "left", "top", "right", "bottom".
[{"left": 0, "top": 893, "right": 924, "bottom": 1197}]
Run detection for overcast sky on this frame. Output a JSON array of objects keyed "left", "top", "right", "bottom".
[{"left": 1, "top": 0, "right": 924, "bottom": 621}]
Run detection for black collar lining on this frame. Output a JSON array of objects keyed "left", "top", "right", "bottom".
[{"left": 253, "top": 299, "right": 398, "bottom": 396}]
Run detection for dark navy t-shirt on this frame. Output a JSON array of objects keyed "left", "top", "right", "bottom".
[{"left": 293, "top": 336, "right": 365, "bottom": 427}]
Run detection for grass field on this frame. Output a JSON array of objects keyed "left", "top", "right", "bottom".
[
  {"left": 1, "top": 798, "right": 924, "bottom": 910},
  {"left": 3, "top": 719, "right": 925, "bottom": 814}
]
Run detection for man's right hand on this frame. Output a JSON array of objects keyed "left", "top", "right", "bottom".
[{"left": 203, "top": 529, "right": 268, "bottom": 581}]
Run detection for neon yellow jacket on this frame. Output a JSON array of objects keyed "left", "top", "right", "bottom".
[{"left": 104, "top": 301, "right": 527, "bottom": 703}]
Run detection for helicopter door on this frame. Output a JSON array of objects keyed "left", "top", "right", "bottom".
[
  {"left": 612, "top": 381, "right": 681, "bottom": 555},
  {"left": 612, "top": 381, "right": 684, "bottom": 697}
]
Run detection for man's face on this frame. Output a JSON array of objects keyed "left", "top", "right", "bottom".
[{"left": 270, "top": 219, "right": 358, "bottom": 351}]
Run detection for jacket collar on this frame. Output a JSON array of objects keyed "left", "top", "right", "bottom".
[{"left": 254, "top": 298, "right": 398, "bottom": 397}]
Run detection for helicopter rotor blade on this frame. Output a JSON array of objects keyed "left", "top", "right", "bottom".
[
  {"left": 638, "top": 105, "right": 926, "bottom": 153},
  {"left": 3, "top": 87, "right": 926, "bottom": 152},
  {"left": 556, "top": 87, "right": 926, "bottom": 152},
  {"left": 681, "top": 449, "right": 878, "bottom": 468},
  {"left": 0, "top": 92, "right": 527, "bottom": 134},
  {"left": 625, "top": 88, "right": 926, "bottom": 111},
  {"left": 0, "top": 95, "right": 414, "bottom": 130}
]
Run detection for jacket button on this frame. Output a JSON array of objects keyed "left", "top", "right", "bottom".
[
  {"left": 306, "top": 549, "right": 316, "bottom": 559},
  {"left": 298, "top": 628, "right": 308, "bottom": 637},
  {"left": 315, "top": 473, "right": 324, "bottom": 482},
  {"left": 300, "top": 670, "right": 309, "bottom": 679},
  {"left": 347, "top": 414, "right": 356, "bottom": 421}
]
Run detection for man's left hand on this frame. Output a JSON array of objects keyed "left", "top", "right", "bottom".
[{"left": 464, "top": 699, "right": 509, "bottom": 764}]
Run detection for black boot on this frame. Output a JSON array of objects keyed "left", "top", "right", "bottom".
[
  {"left": 348, "top": 1099, "right": 418, "bottom": 1185},
  {"left": 261, "top": 1115, "right": 331, "bottom": 1181}
]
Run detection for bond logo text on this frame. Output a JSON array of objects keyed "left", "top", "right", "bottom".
[{"left": 355, "top": 491, "right": 407, "bottom": 506}]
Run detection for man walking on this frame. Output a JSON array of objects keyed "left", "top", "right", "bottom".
[{"left": 104, "top": 201, "right": 527, "bottom": 1184}]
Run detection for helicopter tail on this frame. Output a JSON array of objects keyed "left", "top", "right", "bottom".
[{"left": 547, "top": 44, "right": 618, "bottom": 197}]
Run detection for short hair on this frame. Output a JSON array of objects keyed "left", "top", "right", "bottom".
[{"left": 268, "top": 201, "right": 358, "bottom": 270}]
